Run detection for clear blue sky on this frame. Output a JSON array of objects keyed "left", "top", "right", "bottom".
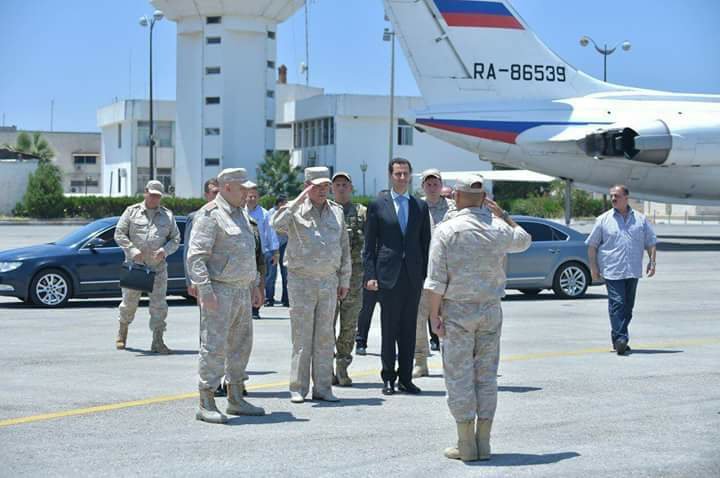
[{"left": 1, "top": 0, "right": 718, "bottom": 132}]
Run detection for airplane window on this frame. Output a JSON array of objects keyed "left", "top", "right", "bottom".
[{"left": 517, "top": 222, "right": 553, "bottom": 242}]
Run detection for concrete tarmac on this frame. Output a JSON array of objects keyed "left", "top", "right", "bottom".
[{"left": 0, "top": 225, "right": 718, "bottom": 477}]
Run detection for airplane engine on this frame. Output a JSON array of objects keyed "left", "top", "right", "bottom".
[{"left": 579, "top": 119, "right": 720, "bottom": 167}]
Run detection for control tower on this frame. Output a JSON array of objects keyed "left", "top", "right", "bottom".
[{"left": 151, "top": 0, "right": 305, "bottom": 197}]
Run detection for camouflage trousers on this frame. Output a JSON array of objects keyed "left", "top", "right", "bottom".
[
  {"left": 415, "top": 289, "right": 432, "bottom": 361},
  {"left": 288, "top": 271, "right": 338, "bottom": 398},
  {"left": 334, "top": 272, "right": 363, "bottom": 366},
  {"left": 442, "top": 300, "right": 503, "bottom": 422},
  {"left": 198, "top": 282, "right": 253, "bottom": 392},
  {"left": 118, "top": 267, "right": 168, "bottom": 332}
]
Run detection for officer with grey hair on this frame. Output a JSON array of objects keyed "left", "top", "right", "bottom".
[
  {"left": 186, "top": 168, "right": 266, "bottom": 424},
  {"left": 114, "top": 180, "right": 180, "bottom": 354},
  {"left": 424, "top": 174, "right": 530, "bottom": 461},
  {"left": 270, "top": 166, "right": 351, "bottom": 403},
  {"left": 413, "top": 168, "right": 455, "bottom": 378}
]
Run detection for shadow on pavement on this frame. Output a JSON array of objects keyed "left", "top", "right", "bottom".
[
  {"left": 629, "top": 349, "right": 683, "bottom": 355},
  {"left": 503, "top": 293, "right": 607, "bottom": 302},
  {"left": 124, "top": 347, "right": 198, "bottom": 356},
  {"left": 467, "top": 451, "right": 580, "bottom": 467},
  {"left": 656, "top": 241, "right": 720, "bottom": 252},
  {"left": 498, "top": 386, "right": 542, "bottom": 393},
  {"left": 248, "top": 390, "right": 291, "bottom": 399},
  {"left": 0, "top": 298, "right": 195, "bottom": 309},
  {"left": 311, "top": 397, "right": 385, "bottom": 408},
  {"left": 226, "top": 411, "right": 309, "bottom": 426}
]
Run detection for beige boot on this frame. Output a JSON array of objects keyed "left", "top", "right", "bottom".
[
  {"left": 196, "top": 390, "right": 227, "bottom": 424},
  {"left": 226, "top": 383, "right": 265, "bottom": 416},
  {"left": 412, "top": 356, "right": 429, "bottom": 378},
  {"left": 115, "top": 323, "right": 128, "bottom": 350},
  {"left": 150, "top": 329, "right": 172, "bottom": 354},
  {"left": 476, "top": 418, "right": 492, "bottom": 460},
  {"left": 335, "top": 361, "right": 353, "bottom": 387},
  {"left": 444, "top": 420, "right": 479, "bottom": 462}
]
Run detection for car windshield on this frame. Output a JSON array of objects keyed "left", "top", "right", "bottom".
[{"left": 53, "top": 220, "right": 114, "bottom": 247}]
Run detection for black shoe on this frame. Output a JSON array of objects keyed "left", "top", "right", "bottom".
[
  {"left": 382, "top": 381, "right": 395, "bottom": 395},
  {"left": 264, "top": 301, "right": 274, "bottom": 307},
  {"left": 614, "top": 337, "right": 629, "bottom": 355},
  {"left": 430, "top": 341, "right": 440, "bottom": 351},
  {"left": 398, "top": 381, "right": 422, "bottom": 394},
  {"left": 282, "top": 301, "right": 290, "bottom": 307},
  {"left": 214, "top": 381, "right": 227, "bottom": 397},
  {"left": 356, "top": 345, "right": 367, "bottom": 356},
  {"left": 253, "top": 314, "right": 261, "bottom": 320}
]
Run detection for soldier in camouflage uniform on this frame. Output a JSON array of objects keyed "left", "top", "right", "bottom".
[
  {"left": 271, "top": 166, "right": 351, "bottom": 404},
  {"left": 413, "top": 169, "right": 456, "bottom": 378},
  {"left": 186, "top": 168, "right": 266, "bottom": 424},
  {"left": 424, "top": 174, "right": 530, "bottom": 461},
  {"left": 114, "top": 180, "right": 180, "bottom": 354},
  {"left": 330, "top": 172, "right": 367, "bottom": 387}
]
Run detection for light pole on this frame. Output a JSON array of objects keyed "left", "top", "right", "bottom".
[
  {"left": 140, "top": 10, "right": 164, "bottom": 181},
  {"left": 383, "top": 27, "right": 396, "bottom": 169},
  {"left": 360, "top": 161, "right": 368, "bottom": 196},
  {"left": 579, "top": 36, "right": 631, "bottom": 82}
]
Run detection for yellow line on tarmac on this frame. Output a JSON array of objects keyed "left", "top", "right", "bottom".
[{"left": 1, "top": 337, "right": 718, "bottom": 429}]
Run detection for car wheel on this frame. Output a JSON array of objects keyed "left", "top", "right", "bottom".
[
  {"left": 519, "top": 288, "right": 542, "bottom": 296},
  {"left": 552, "top": 262, "right": 589, "bottom": 299},
  {"left": 29, "top": 269, "right": 72, "bottom": 307}
]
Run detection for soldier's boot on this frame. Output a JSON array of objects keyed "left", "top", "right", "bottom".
[
  {"left": 150, "top": 329, "right": 172, "bottom": 355},
  {"left": 335, "top": 361, "right": 353, "bottom": 387},
  {"left": 412, "top": 356, "right": 429, "bottom": 378},
  {"left": 475, "top": 418, "right": 492, "bottom": 460},
  {"left": 115, "top": 323, "right": 128, "bottom": 350},
  {"left": 444, "top": 420, "right": 479, "bottom": 462},
  {"left": 226, "top": 383, "right": 265, "bottom": 416},
  {"left": 196, "top": 390, "right": 228, "bottom": 424}
]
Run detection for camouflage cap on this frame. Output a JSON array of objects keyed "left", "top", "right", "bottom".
[
  {"left": 305, "top": 166, "right": 332, "bottom": 185},
  {"left": 421, "top": 168, "right": 442, "bottom": 183},
  {"left": 218, "top": 168, "right": 253, "bottom": 187},
  {"left": 454, "top": 173, "right": 485, "bottom": 194},
  {"left": 145, "top": 180, "right": 164, "bottom": 196},
  {"left": 332, "top": 171, "right": 352, "bottom": 182}
]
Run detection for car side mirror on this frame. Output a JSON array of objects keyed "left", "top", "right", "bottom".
[{"left": 86, "top": 237, "right": 106, "bottom": 249}]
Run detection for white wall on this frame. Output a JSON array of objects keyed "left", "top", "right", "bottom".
[{"left": 0, "top": 160, "right": 39, "bottom": 215}]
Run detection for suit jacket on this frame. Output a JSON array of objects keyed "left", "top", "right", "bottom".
[{"left": 363, "top": 190, "right": 431, "bottom": 290}]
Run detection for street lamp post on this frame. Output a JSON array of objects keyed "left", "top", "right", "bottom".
[
  {"left": 140, "top": 10, "right": 164, "bottom": 181},
  {"left": 383, "top": 28, "right": 396, "bottom": 168},
  {"left": 579, "top": 36, "right": 631, "bottom": 82},
  {"left": 360, "top": 161, "right": 368, "bottom": 196}
]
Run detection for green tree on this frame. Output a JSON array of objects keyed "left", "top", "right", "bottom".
[
  {"left": 4, "top": 132, "right": 56, "bottom": 162},
  {"left": 257, "top": 151, "right": 303, "bottom": 198},
  {"left": 21, "top": 162, "right": 65, "bottom": 218}
]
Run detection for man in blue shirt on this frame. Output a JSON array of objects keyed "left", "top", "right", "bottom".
[
  {"left": 245, "top": 185, "right": 279, "bottom": 319},
  {"left": 586, "top": 185, "right": 657, "bottom": 355},
  {"left": 266, "top": 195, "right": 289, "bottom": 307}
]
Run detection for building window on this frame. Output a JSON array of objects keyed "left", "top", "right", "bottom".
[
  {"left": 266, "top": 90, "right": 275, "bottom": 98},
  {"left": 206, "top": 66, "right": 221, "bottom": 75},
  {"left": 398, "top": 119, "right": 414, "bottom": 146},
  {"left": 206, "top": 36, "right": 221, "bottom": 45},
  {"left": 73, "top": 155, "right": 98, "bottom": 165},
  {"left": 138, "top": 121, "right": 150, "bottom": 146},
  {"left": 266, "top": 120, "right": 274, "bottom": 128},
  {"left": 267, "top": 61, "right": 275, "bottom": 69},
  {"left": 156, "top": 122, "right": 173, "bottom": 147},
  {"left": 293, "top": 118, "right": 335, "bottom": 149},
  {"left": 117, "top": 124, "right": 122, "bottom": 148},
  {"left": 70, "top": 178, "right": 99, "bottom": 188},
  {"left": 137, "top": 167, "right": 151, "bottom": 191},
  {"left": 204, "top": 158, "right": 220, "bottom": 167},
  {"left": 205, "top": 97, "right": 220, "bottom": 105},
  {"left": 206, "top": 16, "right": 221, "bottom": 24},
  {"left": 205, "top": 128, "right": 221, "bottom": 136},
  {"left": 267, "top": 31, "right": 276, "bottom": 39}
]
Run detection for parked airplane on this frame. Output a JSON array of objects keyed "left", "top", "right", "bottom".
[{"left": 383, "top": 0, "right": 720, "bottom": 204}]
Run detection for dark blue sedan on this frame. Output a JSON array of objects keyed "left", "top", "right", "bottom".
[{"left": 0, "top": 217, "right": 189, "bottom": 307}]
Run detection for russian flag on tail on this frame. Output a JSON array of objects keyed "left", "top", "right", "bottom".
[{"left": 433, "top": 0, "right": 524, "bottom": 29}]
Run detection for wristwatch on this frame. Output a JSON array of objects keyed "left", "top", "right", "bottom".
[{"left": 500, "top": 210, "right": 511, "bottom": 221}]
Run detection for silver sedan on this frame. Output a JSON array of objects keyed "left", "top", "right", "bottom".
[{"left": 506, "top": 216, "right": 602, "bottom": 299}]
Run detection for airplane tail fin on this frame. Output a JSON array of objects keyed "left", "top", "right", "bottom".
[{"left": 384, "top": 0, "right": 630, "bottom": 105}]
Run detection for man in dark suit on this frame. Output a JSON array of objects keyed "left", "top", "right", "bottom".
[{"left": 363, "top": 158, "right": 431, "bottom": 395}]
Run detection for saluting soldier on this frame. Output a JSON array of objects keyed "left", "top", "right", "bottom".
[
  {"left": 413, "top": 168, "right": 455, "bottom": 378},
  {"left": 330, "top": 171, "right": 367, "bottom": 387},
  {"left": 424, "top": 174, "right": 530, "bottom": 462},
  {"left": 186, "top": 168, "right": 265, "bottom": 424},
  {"left": 114, "top": 180, "right": 180, "bottom": 354},
  {"left": 270, "top": 166, "right": 351, "bottom": 404}
]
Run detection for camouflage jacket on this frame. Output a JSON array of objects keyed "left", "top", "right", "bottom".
[
  {"left": 340, "top": 202, "right": 367, "bottom": 269},
  {"left": 424, "top": 207, "right": 531, "bottom": 302},
  {"left": 424, "top": 196, "right": 455, "bottom": 232},
  {"left": 115, "top": 202, "right": 180, "bottom": 271}
]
